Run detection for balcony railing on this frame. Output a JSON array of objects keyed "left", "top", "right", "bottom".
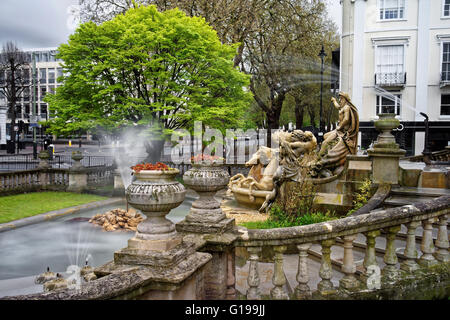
[
  {"left": 375, "top": 72, "right": 406, "bottom": 87},
  {"left": 441, "top": 72, "right": 450, "bottom": 87}
]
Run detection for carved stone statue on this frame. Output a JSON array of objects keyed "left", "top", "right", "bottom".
[
  {"left": 228, "top": 92, "right": 359, "bottom": 212},
  {"left": 310, "top": 92, "right": 359, "bottom": 177}
]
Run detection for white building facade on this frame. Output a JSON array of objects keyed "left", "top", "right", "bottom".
[
  {"left": 0, "top": 47, "right": 63, "bottom": 146},
  {"left": 340, "top": 0, "right": 450, "bottom": 155}
]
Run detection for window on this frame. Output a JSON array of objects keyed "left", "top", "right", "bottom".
[
  {"left": 376, "top": 45, "right": 405, "bottom": 85},
  {"left": 15, "top": 104, "right": 22, "bottom": 117},
  {"left": 57, "top": 68, "right": 63, "bottom": 82},
  {"left": 39, "top": 68, "right": 46, "bottom": 84},
  {"left": 41, "top": 52, "right": 48, "bottom": 62},
  {"left": 40, "top": 86, "right": 47, "bottom": 100},
  {"left": 48, "top": 68, "right": 56, "bottom": 84},
  {"left": 49, "top": 51, "right": 57, "bottom": 62},
  {"left": 444, "top": 0, "right": 450, "bottom": 17},
  {"left": 442, "top": 42, "right": 450, "bottom": 82},
  {"left": 376, "top": 94, "right": 401, "bottom": 115},
  {"left": 379, "top": 0, "right": 405, "bottom": 20},
  {"left": 23, "top": 87, "right": 30, "bottom": 101},
  {"left": 40, "top": 104, "right": 48, "bottom": 119},
  {"left": 441, "top": 95, "right": 450, "bottom": 115}
]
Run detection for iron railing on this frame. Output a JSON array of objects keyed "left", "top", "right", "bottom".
[
  {"left": 0, "top": 154, "right": 114, "bottom": 171},
  {"left": 375, "top": 72, "right": 406, "bottom": 87}
]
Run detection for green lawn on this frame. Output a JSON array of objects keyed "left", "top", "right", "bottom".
[{"left": 0, "top": 192, "right": 108, "bottom": 224}]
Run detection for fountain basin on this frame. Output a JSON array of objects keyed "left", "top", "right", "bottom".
[{"left": 229, "top": 186, "right": 272, "bottom": 210}]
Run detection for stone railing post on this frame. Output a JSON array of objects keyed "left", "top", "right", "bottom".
[
  {"left": 176, "top": 163, "right": 237, "bottom": 300},
  {"left": 270, "top": 245, "right": 288, "bottom": 300},
  {"left": 113, "top": 168, "right": 125, "bottom": 197},
  {"left": 295, "top": 243, "right": 312, "bottom": 299},
  {"left": 382, "top": 225, "right": 401, "bottom": 283},
  {"left": 367, "top": 113, "right": 406, "bottom": 185},
  {"left": 246, "top": 247, "right": 262, "bottom": 300},
  {"left": 434, "top": 214, "right": 449, "bottom": 262},
  {"left": 67, "top": 151, "right": 87, "bottom": 193},
  {"left": 419, "top": 218, "right": 437, "bottom": 267},
  {"left": 37, "top": 150, "right": 50, "bottom": 190},
  {"left": 339, "top": 234, "right": 360, "bottom": 290},
  {"left": 400, "top": 221, "right": 421, "bottom": 272},
  {"left": 317, "top": 239, "right": 336, "bottom": 296},
  {"left": 37, "top": 150, "right": 50, "bottom": 169}
]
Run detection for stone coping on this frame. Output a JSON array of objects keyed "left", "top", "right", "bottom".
[
  {"left": 0, "top": 197, "right": 124, "bottom": 233},
  {"left": 236, "top": 195, "right": 450, "bottom": 247},
  {"left": 2, "top": 251, "right": 211, "bottom": 300}
]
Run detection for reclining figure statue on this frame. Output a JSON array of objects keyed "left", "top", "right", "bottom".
[{"left": 228, "top": 92, "right": 359, "bottom": 212}]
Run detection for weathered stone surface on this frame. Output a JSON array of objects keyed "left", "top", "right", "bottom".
[
  {"left": 114, "top": 241, "right": 196, "bottom": 267},
  {"left": 176, "top": 217, "right": 235, "bottom": 234},
  {"left": 236, "top": 195, "right": 450, "bottom": 247},
  {"left": 4, "top": 252, "right": 211, "bottom": 300}
]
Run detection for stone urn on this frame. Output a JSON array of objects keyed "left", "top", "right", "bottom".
[
  {"left": 37, "top": 150, "right": 50, "bottom": 169},
  {"left": 126, "top": 169, "right": 186, "bottom": 243},
  {"left": 373, "top": 113, "right": 400, "bottom": 148},
  {"left": 183, "top": 162, "right": 230, "bottom": 224},
  {"left": 71, "top": 151, "right": 84, "bottom": 170}
]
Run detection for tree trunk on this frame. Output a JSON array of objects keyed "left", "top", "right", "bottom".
[
  {"left": 9, "top": 62, "right": 17, "bottom": 152},
  {"left": 294, "top": 97, "right": 304, "bottom": 130},
  {"left": 144, "top": 138, "right": 165, "bottom": 163},
  {"left": 265, "top": 92, "right": 284, "bottom": 147},
  {"left": 308, "top": 105, "right": 316, "bottom": 128}
]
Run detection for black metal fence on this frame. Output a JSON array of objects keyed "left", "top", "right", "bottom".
[{"left": 0, "top": 154, "right": 114, "bottom": 171}]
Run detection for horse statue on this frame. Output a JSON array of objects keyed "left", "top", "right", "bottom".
[{"left": 228, "top": 146, "right": 279, "bottom": 209}]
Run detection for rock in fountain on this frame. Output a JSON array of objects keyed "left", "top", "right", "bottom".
[
  {"left": 35, "top": 267, "right": 57, "bottom": 284},
  {"left": 89, "top": 208, "right": 144, "bottom": 232},
  {"left": 43, "top": 273, "right": 71, "bottom": 292}
]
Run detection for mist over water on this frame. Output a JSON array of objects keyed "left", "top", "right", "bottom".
[{"left": 112, "top": 126, "right": 153, "bottom": 188}]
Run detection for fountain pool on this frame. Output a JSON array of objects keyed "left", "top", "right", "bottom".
[{"left": 0, "top": 198, "right": 193, "bottom": 297}]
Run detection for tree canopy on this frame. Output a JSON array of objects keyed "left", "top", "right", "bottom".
[
  {"left": 78, "top": 0, "right": 340, "bottom": 138},
  {"left": 0, "top": 42, "right": 31, "bottom": 147},
  {"left": 46, "top": 5, "right": 251, "bottom": 138}
]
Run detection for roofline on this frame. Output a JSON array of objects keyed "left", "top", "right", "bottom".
[{"left": 23, "top": 47, "right": 59, "bottom": 52}]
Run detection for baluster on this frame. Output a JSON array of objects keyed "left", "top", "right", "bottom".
[
  {"left": 246, "top": 247, "right": 261, "bottom": 300},
  {"left": 339, "top": 234, "right": 360, "bottom": 290},
  {"left": 362, "top": 230, "right": 381, "bottom": 289},
  {"left": 419, "top": 218, "right": 438, "bottom": 267},
  {"left": 363, "top": 230, "right": 380, "bottom": 271},
  {"left": 270, "top": 245, "right": 288, "bottom": 300},
  {"left": 435, "top": 214, "right": 449, "bottom": 262},
  {"left": 382, "top": 225, "right": 400, "bottom": 283},
  {"left": 400, "top": 221, "right": 420, "bottom": 272},
  {"left": 317, "top": 239, "right": 335, "bottom": 295},
  {"left": 295, "top": 243, "right": 312, "bottom": 299}
]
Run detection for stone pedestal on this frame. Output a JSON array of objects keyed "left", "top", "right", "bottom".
[
  {"left": 96, "top": 241, "right": 212, "bottom": 300},
  {"left": 37, "top": 150, "right": 50, "bottom": 169},
  {"left": 368, "top": 114, "right": 406, "bottom": 185},
  {"left": 176, "top": 164, "right": 234, "bottom": 234},
  {"left": 67, "top": 170, "right": 88, "bottom": 193}
]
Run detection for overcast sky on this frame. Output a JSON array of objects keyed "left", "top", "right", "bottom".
[{"left": 0, "top": 0, "right": 342, "bottom": 50}]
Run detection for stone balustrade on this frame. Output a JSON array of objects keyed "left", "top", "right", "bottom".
[
  {"left": 0, "top": 167, "right": 114, "bottom": 195},
  {"left": 235, "top": 195, "right": 450, "bottom": 300}
]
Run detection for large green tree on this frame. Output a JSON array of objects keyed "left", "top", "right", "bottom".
[{"left": 46, "top": 5, "right": 251, "bottom": 160}]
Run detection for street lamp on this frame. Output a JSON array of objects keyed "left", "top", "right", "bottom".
[{"left": 318, "top": 45, "right": 327, "bottom": 138}]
